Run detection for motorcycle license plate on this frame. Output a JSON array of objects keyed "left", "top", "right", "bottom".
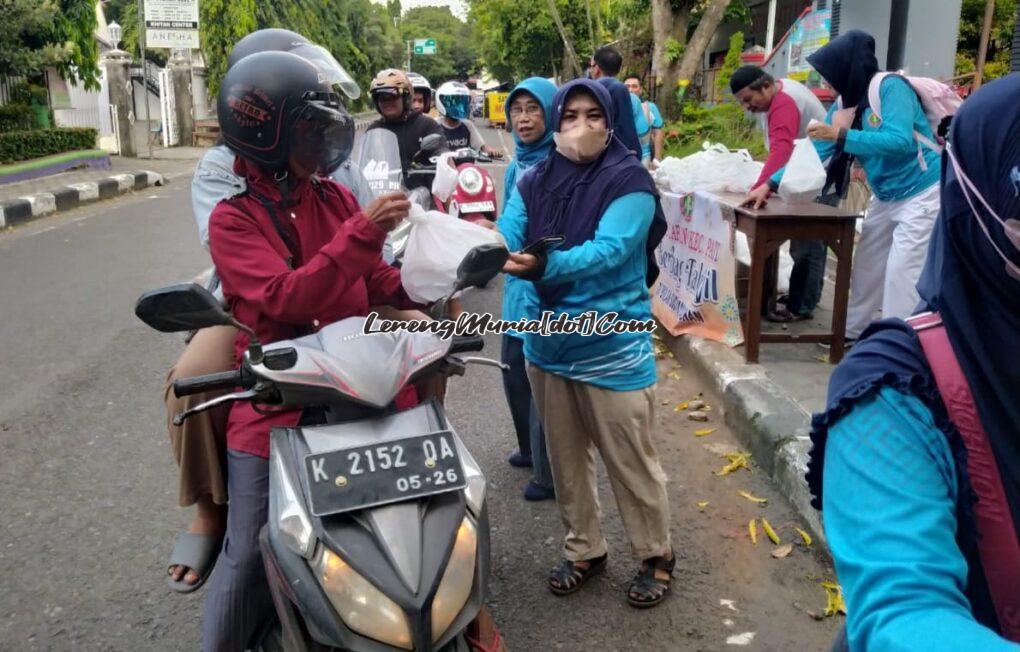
[
  {"left": 459, "top": 201, "right": 495, "bottom": 213},
  {"left": 304, "top": 432, "right": 466, "bottom": 517}
]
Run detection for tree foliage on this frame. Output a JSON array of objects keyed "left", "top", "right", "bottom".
[
  {"left": 400, "top": 7, "right": 477, "bottom": 83},
  {"left": 715, "top": 30, "right": 743, "bottom": 95},
  {"left": 0, "top": 0, "right": 101, "bottom": 90},
  {"left": 200, "top": 0, "right": 258, "bottom": 98},
  {"left": 956, "top": 0, "right": 1016, "bottom": 80},
  {"left": 468, "top": 0, "right": 594, "bottom": 82}
]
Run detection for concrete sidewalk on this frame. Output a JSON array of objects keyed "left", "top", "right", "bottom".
[
  {"left": 0, "top": 148, "right": 205, "bottom": 229},
  {"left": 661, "top": 261, "right": 845, "bottom": 545}
]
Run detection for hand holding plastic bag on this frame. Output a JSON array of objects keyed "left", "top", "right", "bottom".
[
  {"left": 401, "top": 205, "right": 507, "bottom": 303},
  {"left": 777, "top": 137, "right": 826, "bottom": 203}
]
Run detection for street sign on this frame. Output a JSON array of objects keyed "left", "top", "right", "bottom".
[
  {"left": 144, "top": 0, "right": 200, "bottom": 50},
  {"left": 413, "top": 38, "right": 437, "bottom": 55}
]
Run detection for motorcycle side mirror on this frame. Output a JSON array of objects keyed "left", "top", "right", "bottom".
[
  {"left": 420, "top": 133, "right": 444, "bottom": 154},
  {"left": 455, "top": 243, "right": 510, "bottom": 291},
  {"left": 136, "top": 283, "right": 265, "bottom": 363},
  {"left": 135, "top": 283, "right": 235, "bottom": 333}
]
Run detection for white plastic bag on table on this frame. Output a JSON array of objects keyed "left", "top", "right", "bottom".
[
  {"left": 400, "top": 205, "right": 507, "bottom": 303},
  {"left": 777, "top": 138, "right": 825, "bottom": 203},
  {"left": 431, "top": 152, "right": 459, "bottom": 204},
  {"left": 653, "top": 142, "right": 764, "bottom": 195}
]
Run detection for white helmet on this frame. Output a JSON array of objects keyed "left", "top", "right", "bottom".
[{"left": 436, "top": 81, "right": 471, "bottom": 120}]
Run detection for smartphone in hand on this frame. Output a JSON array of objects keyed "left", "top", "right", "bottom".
[{"left": 520, "top": 235, "right": 565, "bottom": 256}]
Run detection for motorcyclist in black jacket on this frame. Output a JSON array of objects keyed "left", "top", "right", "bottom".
[{"left": 367, "top": 68, "right": 447, "bottom": 191}]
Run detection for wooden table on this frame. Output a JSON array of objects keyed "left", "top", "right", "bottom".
[{"left": 716, "top": 193, "right": 860, "bottom": 364}]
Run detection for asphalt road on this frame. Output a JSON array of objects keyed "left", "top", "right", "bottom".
[{"left": 0, "top": 126, "right": 842, "bottom": 650}]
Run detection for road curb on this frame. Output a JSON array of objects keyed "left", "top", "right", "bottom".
[
  {"left": 0, "top": 170, "right": 166, "bottom": 229},
  {"left": 661, "top": 331, "right": 827, "bottom": 547}
]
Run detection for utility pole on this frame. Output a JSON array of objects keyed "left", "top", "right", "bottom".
[
  {"left": 886, "top": 0, "right": 909, "bottom": 71},
  {"left": 406, "top": 40, "right": 412, "bottom": 72},
  {"left": 137, "top": 0, "right": 153, "bottom": 159},
  {"left": 973, "top": 0, "right": 996, "bottom": 89}
]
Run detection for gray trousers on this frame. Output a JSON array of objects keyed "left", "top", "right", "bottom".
[{"left": 202, "top": 450, "right": 273, "bottom": 652}]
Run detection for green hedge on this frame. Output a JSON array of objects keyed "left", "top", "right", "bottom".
[
  {"left": 0, "top": 104, "right": 36, "bottom": 133},
  {"left": 0, "top": 128, "right": 99, "bottom": 164}
]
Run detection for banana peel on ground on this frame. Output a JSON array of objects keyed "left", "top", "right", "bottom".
[
  {"left": 761, "top": 518, "right": 781, "bottom": 545},
  {"left": 715, "top": 452, "right": 751, "bottom": 476},
  {"left": 748, "top": 519, "right": 758, "bottom": 544},
  {"left": 821, "top": 581, "right": 847, "bottom": 617},
  {"left": 795, "top": 528, "right": 813, "bottom": 547},
  {"left": 737, "top": 490, "right": 767, "bottom": 504}
]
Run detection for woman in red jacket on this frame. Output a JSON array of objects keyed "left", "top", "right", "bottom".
[{"left": 201, "top": 50, "right": 420, "bottom": 651}]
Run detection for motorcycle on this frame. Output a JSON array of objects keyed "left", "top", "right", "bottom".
[
  {"left": 135, "top": 244, "right": 510, "bottom": 651},
  {"left": 432, "top": 149, "right": 498, "bottom": 226}
]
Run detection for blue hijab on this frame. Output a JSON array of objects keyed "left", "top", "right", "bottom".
[
  {"left": 807, "top": 74, "right": 1020, "bottom": 635},
  {"left": 518, "top": 78, "right": 665, "bottom": 305},
  {"left": 503, "top": 77, "right": 557, "bottom": 207},
  {"left": 596, "top": 77, "right": 642, "bottom": 157}
]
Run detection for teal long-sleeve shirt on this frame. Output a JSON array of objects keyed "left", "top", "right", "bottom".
[
  {"left": 823, "top": 386, "right": 1020, "bottom": 652},
  {"left": 496, "top": 188, "right": 657, "bottom": 391},
  {"left": 771, "top": 76, "right": 940, "bottom": 202}
]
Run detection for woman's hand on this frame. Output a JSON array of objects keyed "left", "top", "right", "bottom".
[
  {"left": 363, "top": 191, "right": 411, "bottom": 232},
  {"left": 503, "top": 252, "right": 540, "bottom": 277},
  {"left": 742, "top": 183, "right": 772, "bottom": 209},
  {"left": 807, "top": 122, "right": 840, "bottom": 142}
]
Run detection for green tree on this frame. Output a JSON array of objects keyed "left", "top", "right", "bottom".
[
  {"left": 715, "top": 30, "right": 743, "bottom": 96},
  {"left": 0, "top": 0, "right": 101, "bottom": 90},
  {"left": 468, "top": 0, "right": 592, "bottom": 82},
  {"left": 200, "top": 0, "right": 258, "bottom": 97},
  {"left": 401, "top": 7, "right": 477, "bottom": 83},
  {"left": 956, "top": 0, "right": 1017, "bottom": 80}
]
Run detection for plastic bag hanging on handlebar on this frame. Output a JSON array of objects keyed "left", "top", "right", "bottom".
[
  {"left": 432, "top": 152, "right": 459, "bottom": 204},
  {"left": 400, "top": 205, "right": 507, "bottom": 303}
]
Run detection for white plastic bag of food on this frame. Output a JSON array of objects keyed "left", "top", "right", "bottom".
[
  {"left": 777, "top": 138, "right": 826, "bottom": 203},
  {"left": 400, "top": 206, "right": 507, "bottom": 303},
  {"left": 653, "top": 142, "right": 764, "bottom": 195},
  {"left": 431, "top": 152, "right": 459, "bottom": 204}
]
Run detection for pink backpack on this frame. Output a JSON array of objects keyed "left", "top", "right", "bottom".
[{"left": 868, "top": 72, "right": 962, "bottom": 168}]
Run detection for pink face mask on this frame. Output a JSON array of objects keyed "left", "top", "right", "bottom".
[
  {"left": 946, "top": 142, "right": 1020, "bottom": 281},
  {"left": 553, "top": 123, "right": 611, "bottom": 164}
]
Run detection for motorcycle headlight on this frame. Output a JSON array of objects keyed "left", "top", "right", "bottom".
[
  {"left": 457, "top": 167, "right": 484, "bottom": 195},
  {"left": 269, "top": 438, "right": 315, "bottom": 559},
  {"left": 430, "top": 517, "right": 478, "bottom": 643},
  {"left": 313, "top": 546, "right": 413, "bottom": 650}
]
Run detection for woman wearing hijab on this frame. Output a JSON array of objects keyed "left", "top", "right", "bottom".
[
  {"left": 745, "top": 30, "right": 941, "bottom": 343},
  {"left": 500, "top": 77, "right": 558, "bottom": 501},
  {"left": 497, "top": 79, "right": 674, "bottom": 608},
  {"left": 807, "top": 74, "right": 1020, "bottom": 651}
]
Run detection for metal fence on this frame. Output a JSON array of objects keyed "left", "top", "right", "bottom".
[{"left": 0, "top": 75, "right": 28, "bottom": 106}]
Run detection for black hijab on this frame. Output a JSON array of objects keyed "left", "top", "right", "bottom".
[{"left": 806, "top": 30, "right": 880, "bottom": 201}]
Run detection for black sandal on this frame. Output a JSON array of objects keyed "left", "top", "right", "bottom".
[
  {"left": 547, "top": 554, "right": 607, "bottom": 596},
  {"left": 627, "top": 552, "right": 676, "bottom": 608}
]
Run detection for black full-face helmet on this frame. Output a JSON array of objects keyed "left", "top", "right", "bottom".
[{"left": 218, "top": 50, "right": 355, "bottom": 175}]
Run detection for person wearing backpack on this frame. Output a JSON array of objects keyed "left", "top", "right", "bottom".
[
  {"left": 805, "top": 73, "right": 1020, "bottom": 652},
  {"left": 745, "top": 30, "right": 944, "bottom": 341}
]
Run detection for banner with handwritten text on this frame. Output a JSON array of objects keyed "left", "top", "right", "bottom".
[{"left": 652, "top": 191, "right": 743, "bottom": 346}]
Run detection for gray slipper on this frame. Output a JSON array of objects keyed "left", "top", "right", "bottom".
[{"left": 166, "top": 531, "right": 223, "bottom": 593}]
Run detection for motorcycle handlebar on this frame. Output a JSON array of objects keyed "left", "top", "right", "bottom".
[
  {"left": 173, "top": 369, "right": 248, "bottom": 398},
  {"left": 449, "top": 335, "right": 485, "bottom": 354}
]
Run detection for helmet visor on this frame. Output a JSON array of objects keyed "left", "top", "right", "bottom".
[
  {"left": 290, "top": 44, "right": 361, "bottom": 101},
  {"left": 292, "top": 95, "right": 355, "bottom": 176},
  {"left": 441, "top": 93, "right": 471, "bottom": 120}
]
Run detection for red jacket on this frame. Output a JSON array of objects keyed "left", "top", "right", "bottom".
[{"left": 209, "top": 157, "right": 419, "bottom": 458}]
